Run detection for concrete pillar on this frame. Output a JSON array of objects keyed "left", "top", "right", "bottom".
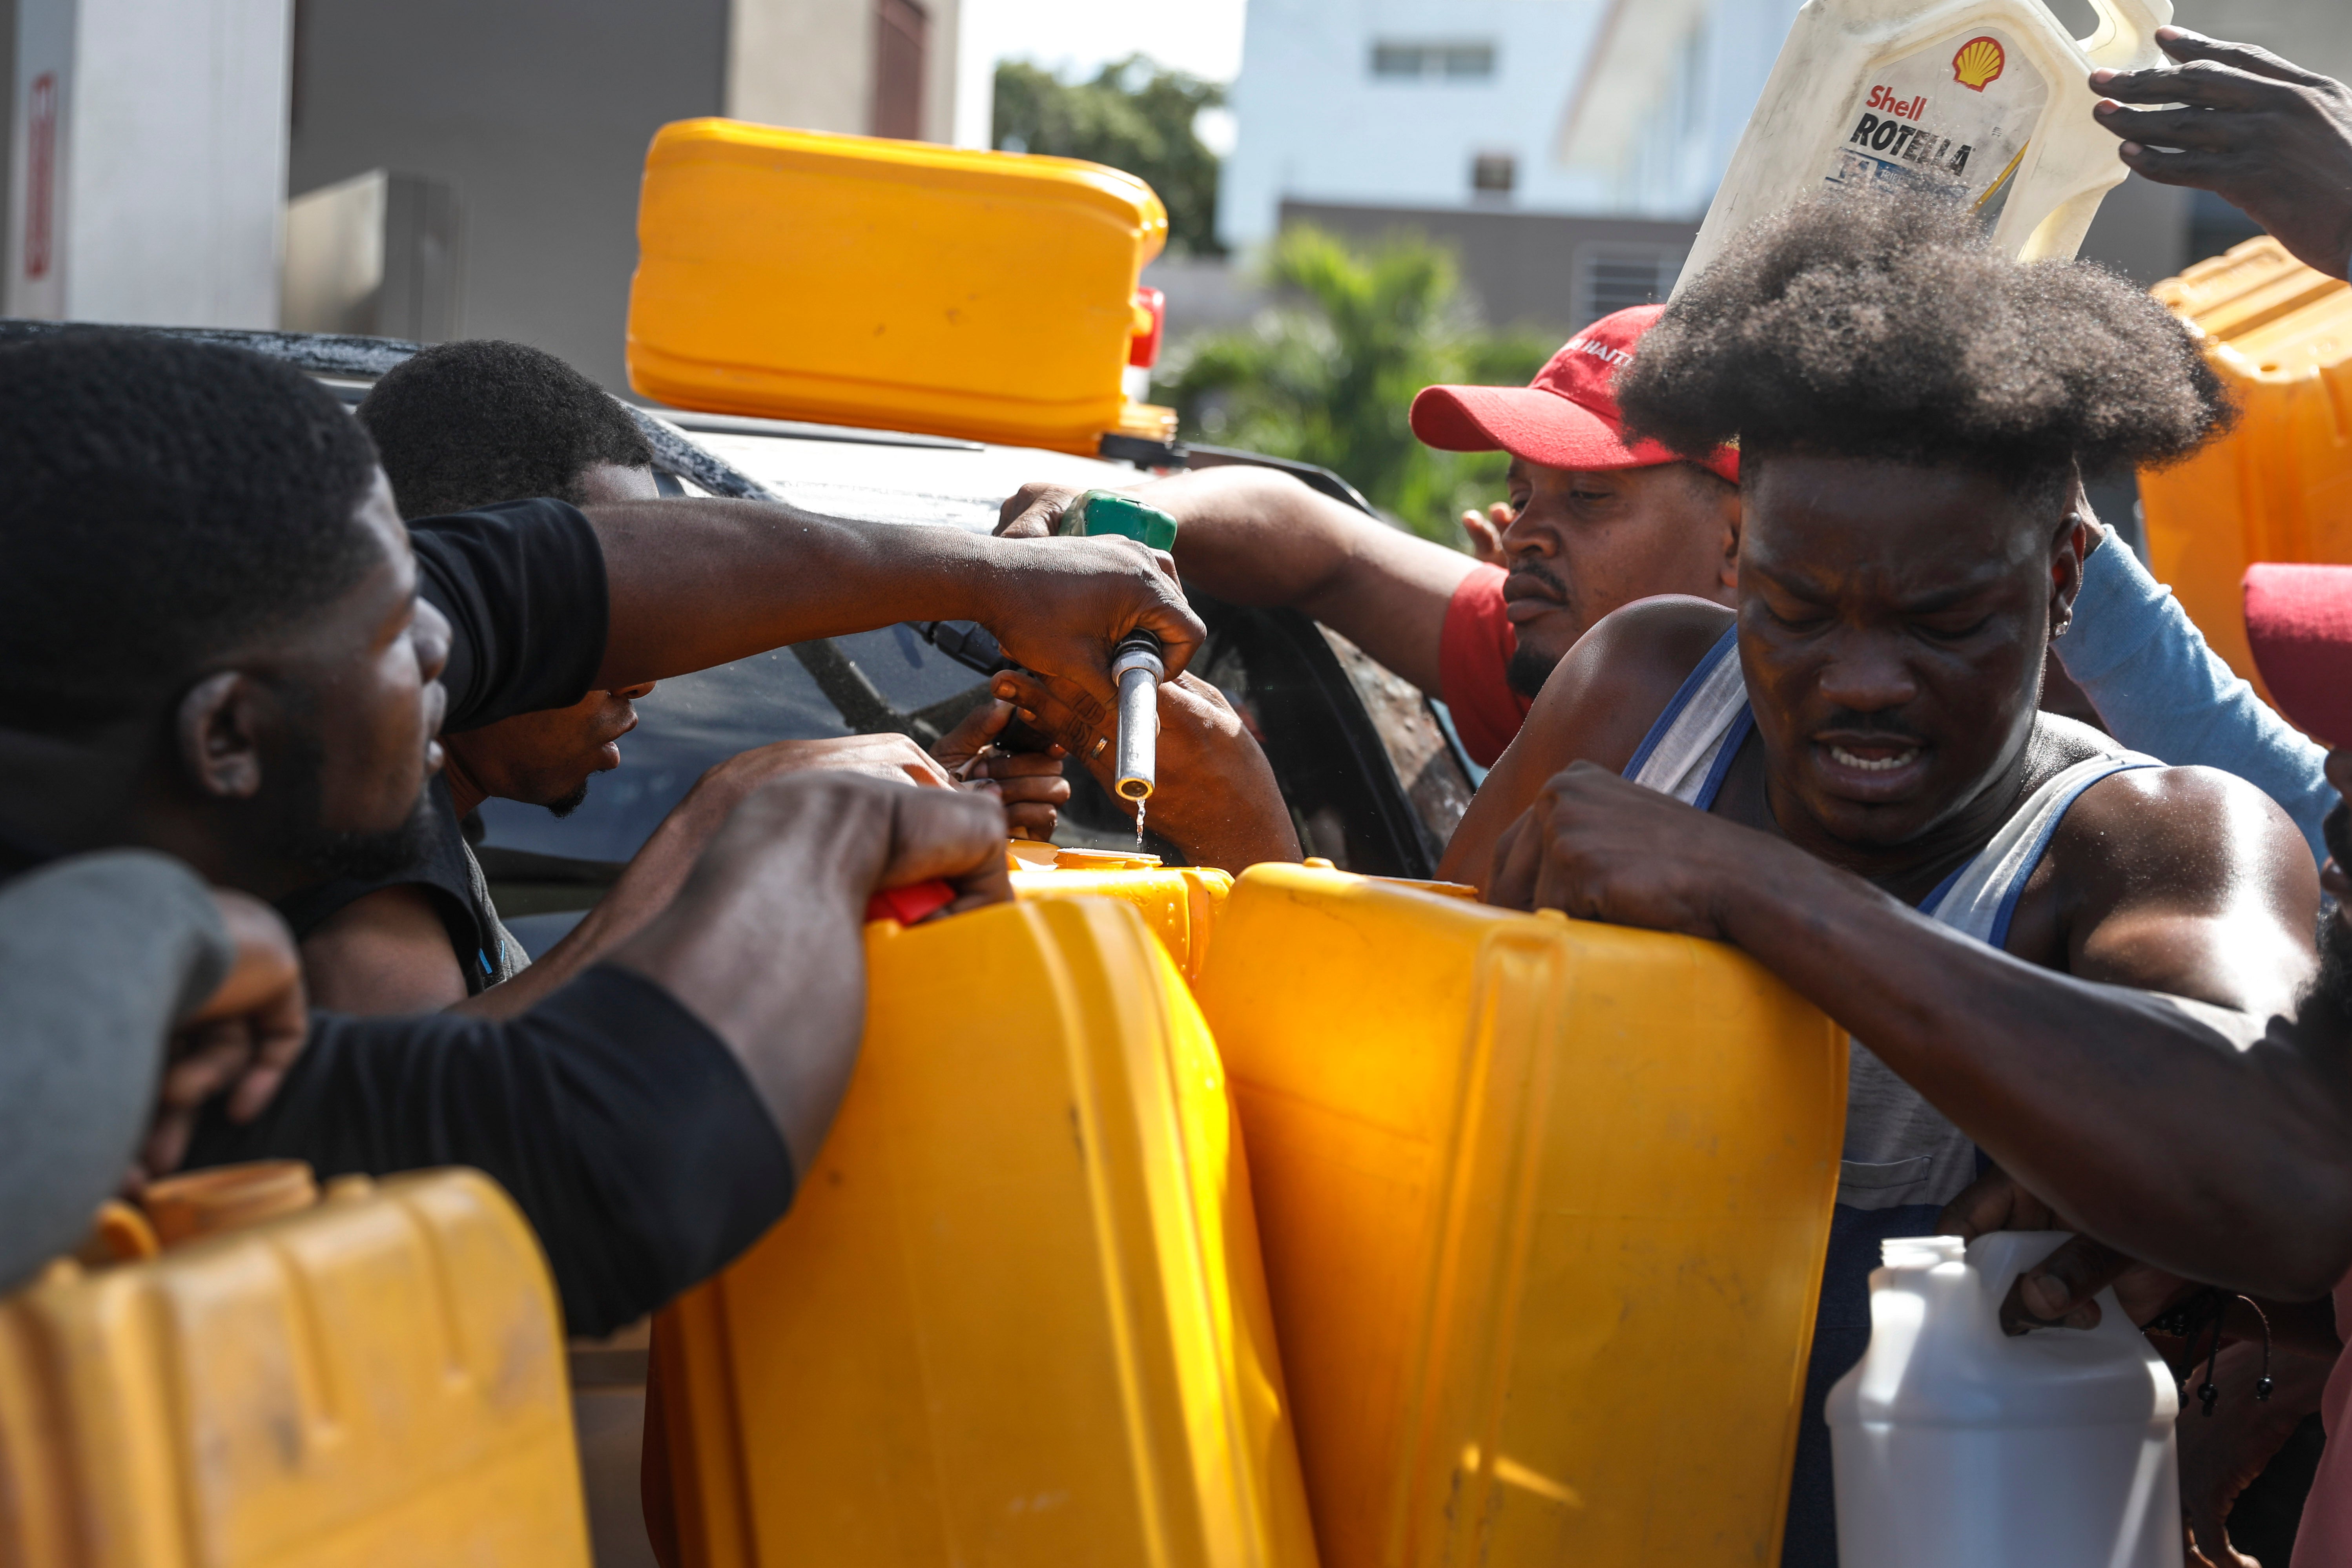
[{"left": 5, "top": 0, "right": 291, "bottom": 327}]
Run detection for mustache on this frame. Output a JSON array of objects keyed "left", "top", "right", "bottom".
[
  {"left": 1506, "top": 560, "right": 1568, "bottom": 598},
  {"left": 1814, "top": 710, "right": 1928, "bottom": 746}
]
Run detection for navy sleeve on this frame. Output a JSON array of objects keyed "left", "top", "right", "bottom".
[
  {"left": 182, "top": 965, "right": 795, "bottom": 1336},
  {"left": 412, "top": 498, "right": 610, "bottom": 733}
]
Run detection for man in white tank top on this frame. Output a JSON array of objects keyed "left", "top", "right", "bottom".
[{"left": 1442, "top": 181, "right": 2326, "bottom": 1567}]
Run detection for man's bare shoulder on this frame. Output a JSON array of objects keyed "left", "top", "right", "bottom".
[
  {"left": 299, "top": 884, "right": 469, "bottom": 1014},
  {"left": 2029, "top": 713, "right": 2302, "bottom": 874},
  {"left": 2048, "top": 759, "right": 2319, "bottom": 1012},
  {"left": 1438, "top": 596, "right": 1735, "bottom": 886},
  {"left": 1520, "top": 595, "right": 1738, "bottom": 773},
  {"left": 2060, "top": 760, "right": 2316, "bottom": 893}
]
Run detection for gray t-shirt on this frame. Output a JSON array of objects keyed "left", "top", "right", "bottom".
[{"left": 0, "top": 850, "right": 232, "bottom": 1292}]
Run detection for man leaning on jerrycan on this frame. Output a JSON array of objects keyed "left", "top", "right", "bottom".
[{"left": 1459, "top": 27, "right": 2352, "bottom": 1568}]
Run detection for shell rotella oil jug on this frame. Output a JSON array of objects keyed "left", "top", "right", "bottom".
[{"left": 1680, "top": 0, "right": 2170, "bottom": 284}]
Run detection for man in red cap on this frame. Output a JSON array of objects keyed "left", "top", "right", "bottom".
[
  {"left": 995, "top": 304, "right": 1741, "bottom": 769},
  {"left": 1408, "top": 304, "right": 1741, "bottom": 765}
]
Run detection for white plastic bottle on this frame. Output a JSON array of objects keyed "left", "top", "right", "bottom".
[
  {"left": 1827, "top": 1233, "right": 2182, "bottom": 1568},
  {"left": 1679, "top": 0, "right": 2171, "bottom": 286}
]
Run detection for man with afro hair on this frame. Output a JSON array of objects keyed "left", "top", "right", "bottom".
[{"left": 1440, "top": 181, "right": 2345, "bottom": 1565}]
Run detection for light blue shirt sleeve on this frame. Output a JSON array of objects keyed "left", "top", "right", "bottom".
[{"left": 2054, "top": 533, "right": 2334, "bottom": 864}]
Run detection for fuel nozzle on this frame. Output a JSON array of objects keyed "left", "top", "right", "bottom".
[{"left": 1110, "top": 631, "right": 1165, "bottom": 801}]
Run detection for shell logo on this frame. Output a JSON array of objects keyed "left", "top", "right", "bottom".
[{"left": 1952, "top": 35, "right": 2006, "bottom": 91}]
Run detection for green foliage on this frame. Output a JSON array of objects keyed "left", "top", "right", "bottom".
[
  {"left": 1154, "top": 225, "right": 1558, "bottom": 544},
  {"left": 993, "top": 56, "right": 1225, "bottom": 257}
]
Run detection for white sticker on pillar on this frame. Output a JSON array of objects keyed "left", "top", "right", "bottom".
[{"left": 1821, "top": 28, "right": 2049, "bottom": 209}]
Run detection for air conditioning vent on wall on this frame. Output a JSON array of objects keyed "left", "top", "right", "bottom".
[{"left": 1573, "top": 242, "right": 1684, "bottom": 326}]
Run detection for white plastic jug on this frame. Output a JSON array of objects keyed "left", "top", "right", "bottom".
[
  {"left": 1679, "top": 0, "right": 2171, "bottom": 286},
  {"left": 1827, "top": 1233, "right": 2182, "bottom": 1568}
]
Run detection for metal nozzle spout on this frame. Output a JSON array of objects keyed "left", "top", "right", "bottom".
[{"left": 1110, "top": 632, "right": 1165, "bottom": 801}]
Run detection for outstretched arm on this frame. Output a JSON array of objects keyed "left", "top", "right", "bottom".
[
  {"left": 997, "top": 467, "right": 1475, "bottom": 694},
  {"left": 583, "top": 498, "right": 1205, "bottom": 706},
  {"left": 183, "top": 777, "right": 1014, "bottom": 1336},
  {"left": 458, "top": 735, "right": 959, "bottom": 1021},
  {"left": 2090, "top": 27, "right": 2352, "bottom": 279},
  {"left": 607, "top": 773, "right": 1010, "bottom": 1165},
  {"left": 1487, "top": 760, "right": 2352, "bottom": 1300}
]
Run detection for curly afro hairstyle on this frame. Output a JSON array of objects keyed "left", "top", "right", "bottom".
[
  {"left": 358, "top": 339, "right": 653, "bottom": 519},
  {"left": 1616, "top": 180, "right": 2231, "bottom": 502}
]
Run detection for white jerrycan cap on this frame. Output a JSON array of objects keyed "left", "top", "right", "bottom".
[{"left": 1845, "top": 1231, "right": 2178, "bottom": 1429}]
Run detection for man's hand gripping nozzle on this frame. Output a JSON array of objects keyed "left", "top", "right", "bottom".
[{"left": 1050, "top": 487, "right": 1181, "bottom": 808}]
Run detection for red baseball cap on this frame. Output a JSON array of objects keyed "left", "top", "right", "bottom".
[
  {"left": 1408, "top": 304, "right": 1739, "bottom": 483},
  {"left": 2246, "top": 563, "right": 2352, "bottom": 745}
]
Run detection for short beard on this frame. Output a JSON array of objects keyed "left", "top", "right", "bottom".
[
  {"left": 1503, "top": 558, "right": 1572, "bottom": 700},
  {"left": 2314, "top": 798, "right": 2352, "bottom": 1032},
  {"left": 2302, "top": 896, "right": 2352, "bottom": 1036},
  {"left": 1505, "top": 643, "right": 1559, "bottom": 700},
  {"left": 545, "top": 778, "right": 591, "bottom": 819},
  {"left": 270, "top": 724, "right": 437, "bottom": 883}
]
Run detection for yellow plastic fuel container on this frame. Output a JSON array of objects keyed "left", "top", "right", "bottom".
[
  {"left": 0, "top": 1168, "right": 587, "bottom": 1568},
  {"left": 650, "top": 896, "right": 1316, "bottom": 1568},
  {"left": 1006, "top": 840, "right": 1233, "bottom": 981},
  {"left": 2137, "top": 236, "right": 2352, "bottom": 692},
  {"left": 1683, "top": 0, "right": 2169, "bottom": 285},
  {"left": 627, "top": 120, "right": 1176, "bottom": 455},
  {"left": 1190, "top": 864, "right": 1848, "bottom": 1568}
]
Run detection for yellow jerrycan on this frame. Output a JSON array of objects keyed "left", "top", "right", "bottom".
[
  {"left": 1006, "top": 840, "right": 1234, "bottom": 981},
  {"left": 1190, "top": 864, "right": 1848, "bottom": 1568},
  {"left": 1681, "top": 0, "right": 2169, "bottom": 284},
  {"left": 627, "top": 120, "right": 1175, "bottom": 455},
  {"left": 650, "top": 896, "right": 1316, "bottom": 1568},
  {"left": 2138, "top": 237, "right": 2352, "bottom": 692},
  {"left": 0, "top": 1167, "right": 587, "bottom": 1568}
]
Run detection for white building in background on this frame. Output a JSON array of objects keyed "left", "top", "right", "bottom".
[
  {"left": 1217, "top": 0, "right": 1800, "bottom": 250},
  {"left": 1211, "top": 0, "right": 1799, "bottom": 331},
  {"left": 1217, "top": 0, "right": 1600, "bottom": 249},
  {"left": 1552, "top": 0, "right": 1808, "bottom": 216}
]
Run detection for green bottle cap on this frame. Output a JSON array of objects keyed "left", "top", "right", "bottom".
[{"left": 1061, "top": 489, "right": 1180, "bottom": 552}]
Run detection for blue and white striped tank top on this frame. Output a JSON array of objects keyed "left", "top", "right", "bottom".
[{"left": 1623, "top": 626, "right": 2160, "bottom": 1213}]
